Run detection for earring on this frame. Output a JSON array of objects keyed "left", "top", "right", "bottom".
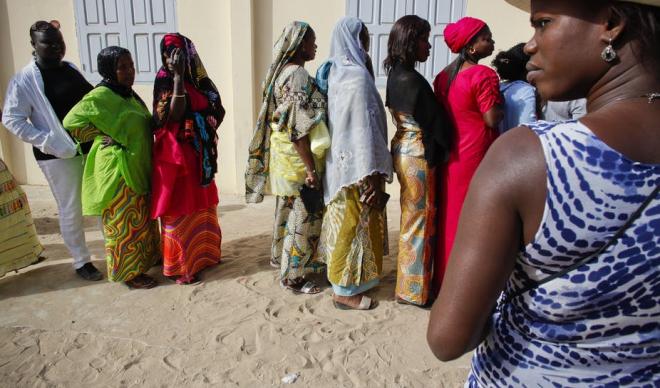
[{"left": 601, "top": 38, "right": 617, "bottom": 63}]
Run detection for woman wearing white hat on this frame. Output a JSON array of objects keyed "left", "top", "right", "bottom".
[{"left": 427, "top": 0, "right": 660, "bottom": 386}]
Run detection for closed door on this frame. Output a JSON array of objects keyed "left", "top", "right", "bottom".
[
  {"left": 74, "top": 0, "right": 177, "bottom": 83},
  {"left": 346, "top": 0, "right": 465, "bottom": 86}
]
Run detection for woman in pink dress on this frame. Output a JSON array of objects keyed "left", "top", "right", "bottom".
[
  {"left": 433, "top": 17, "right": 503, "bottom": 292},
  {"left": 151, "top": 33, "right": 225, "bottom": 285}
]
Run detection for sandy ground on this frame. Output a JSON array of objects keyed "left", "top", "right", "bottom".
[{"left": 0, "top": 185, "right": 471, "bottom": 387}]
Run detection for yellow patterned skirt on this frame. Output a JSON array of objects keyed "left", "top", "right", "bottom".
[
  {"left": 318, "top": 185, "right": 387, "bottom": 296},
  {"left": 0, "top": 160, "right": 43, "bottom": 277},
  {"left": 102, "top": 179, "right": 160, "bottom": 282}
]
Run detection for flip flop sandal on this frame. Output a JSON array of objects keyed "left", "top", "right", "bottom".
[
  {"left": 333, "top": 296, "right": 377, "bottom": 310},
  {"left": 125, "top": 275, "right": 158, "bottom": 290},
  {"left": 269, "top": 257, "right": 280, "bottom": 268},
  {"left": 281, "top": 279, "right": 321, "bottom": 294}
]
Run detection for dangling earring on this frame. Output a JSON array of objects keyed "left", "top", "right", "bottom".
[{"left": 601, "top": 38, "right": 617, "bottom": 63}]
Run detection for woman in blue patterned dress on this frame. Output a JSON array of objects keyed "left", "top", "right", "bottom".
[{"left": 427, "top": 0, "right": 660, "bottom": 386}]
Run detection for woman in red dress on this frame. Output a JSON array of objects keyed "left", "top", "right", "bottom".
[
  {"left": 151, "top": 33, "right": 225, "bottom": 285},
  {"left": 433, "top": 17, "right": 503, "bottom": 292}
]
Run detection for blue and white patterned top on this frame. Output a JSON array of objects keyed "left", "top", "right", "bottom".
[{"left": 468, "top": 120, "right": 660, "bottom": 387}]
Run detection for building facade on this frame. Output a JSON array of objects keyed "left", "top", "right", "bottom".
[{"left": 0, "top": 0, "right": 529, "bottom": 194}]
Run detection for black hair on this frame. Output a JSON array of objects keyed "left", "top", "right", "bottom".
[
  {"left": 491, "top": 42, "right": 529, "bottom": 82},
  {"left": 610, "top": 2, "right": 660, "bottom": 74},
  {"left": 29, "top": 20, "right": 60, "bottom": 39},
  {"left": 383, "top": 15, "right": 431, "bottom": 74},
  {"left": 97, "top": 46, "right": 131, "bottom": 82},
  {"left": 446, "top": 25, "right": 489, "bottom": 91}
]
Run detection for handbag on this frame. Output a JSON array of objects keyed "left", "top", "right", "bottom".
[
  {"left": 501, "top": 184, "right": 659, "bottom": 304},
  {"left": 299, "top": 184, "right": 324, "bottom": 214}
]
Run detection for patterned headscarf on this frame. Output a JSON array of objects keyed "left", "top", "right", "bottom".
[
  {"left": 245, "top": 21, "right": 309, "bottom": 203},
  {"left": 156, "top": 33, "right": 223, "bottom": 118},
  {"left": 153, "top": 33, "right": 225, "bottom": 186}
]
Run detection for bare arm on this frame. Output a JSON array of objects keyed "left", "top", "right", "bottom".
[
  {"left": 427, "top": 126, "right": 546, "bottom": 361},
  {"left": 292, "top": 135, "right": 319, "bottom": 188},
  {"left": 483, "top": 105, "right": 504, "bottom": 129},
  {"left": 166, "top": 48, "right": 186, "bottom": 123}
]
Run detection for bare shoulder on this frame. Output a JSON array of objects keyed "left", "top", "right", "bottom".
[
  {"left": 479, "top": 125, "right": 545, "bottom": 192},
  {"left": 475, "top": 125, "right": 547, "bottom": 243}
]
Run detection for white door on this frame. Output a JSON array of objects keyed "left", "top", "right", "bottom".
[
  {"left": 346, "top": 0, "right": 465, "bottom": 86},
  {"left": 74, "top": 0, "right": 177, "bottom": 83}
]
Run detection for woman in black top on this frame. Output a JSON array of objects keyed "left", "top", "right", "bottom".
[{"left": 384, "top": 15, "right": 452, "bottom": 307}]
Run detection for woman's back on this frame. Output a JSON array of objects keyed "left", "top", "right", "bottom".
[
  {"left": 470, "top": 119, "right": 660, "bottom": 386},
  {"left": 499, "top": 80, "right": 537, "bottom": 133},
  {"left": 434, "top": 65, "right": 500, "bottom": 157}
]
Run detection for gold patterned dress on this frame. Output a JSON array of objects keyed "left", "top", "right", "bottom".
[
  {"left": 0, "top": 159, "right": 43, "bottom": 277},
  {"left": 390, "top": 111, "right": 438, "bottom": 305}
]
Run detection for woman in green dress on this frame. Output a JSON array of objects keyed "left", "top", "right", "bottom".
[{"left": 63, "top": 46, "right": 160, "bottom": 289}]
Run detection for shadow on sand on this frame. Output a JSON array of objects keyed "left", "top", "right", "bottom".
[{"left": 0, "top": 229, "right": 402, "bottom": 303}]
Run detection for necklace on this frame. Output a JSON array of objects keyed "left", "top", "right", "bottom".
[{"left": 589, "top": 92, "right": 660, "bottom": 111}]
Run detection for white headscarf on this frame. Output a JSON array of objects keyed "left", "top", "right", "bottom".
[{"left": 322, "top": 16, "right": 392, "bottom": 204}]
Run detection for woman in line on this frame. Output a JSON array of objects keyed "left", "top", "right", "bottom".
[
  {"left": 433, "top": 17, "right": 503, "bottom": 292},
  {"left": 316, "top": 17, "right": 392, "bottom": 310},
  {"left": 0, "top": 110, "right": 44, "bottom": 277},
  {"left": 492, "top": 43, "right": 537, "bottom": 133},
  {"left": 64, "top": 46, "right": 160, "bottom": 289},
  {"left": 245, "top": 22, "right": 330, "bottom": 294},
  {"left": 151, "top": 33, "right": 224, "bottom": 285},
  {"left": 385, "top": 15, "right": 452, "bottom": 306},
  {"left": 428, "top": 0, "right": 659, "bottom": 386}
]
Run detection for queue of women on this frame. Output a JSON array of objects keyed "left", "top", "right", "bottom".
[{"left": 2, "top": 0, "right": 658, "bottom": 385}]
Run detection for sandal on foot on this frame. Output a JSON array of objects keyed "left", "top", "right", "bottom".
[
  {"left": 333, "top": 296, "right": 377, "bottom": 310},
  {"left": 269, "top": 257, "right": 280, "bottom": 269},
  {"left": 125, "top": 274, "right": 158, "bottom": 289},
  {"left": 175, "top": 274, "right": 201, "bottom": 285},
  {"left": 396, "top": 297, "right": 431, "bottom": 310},
  {"left": 281, "top": 278, "right": 321, "bottom": 294}
]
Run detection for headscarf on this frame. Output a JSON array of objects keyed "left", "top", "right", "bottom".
[
  {"left": 319, "top": 16, "right": 393, "bottom": 203},
  {"left": 96, "top": 46, "right": 143, "bottom": 103},
  {"left": 157, "top": 33, "right": 223, "bottom": 115},
  {"left": 245, "top": 21, "right": 309, "bottom": 203},
  {"left": 443, "top": 17, "right": 486, "bottom": 53},
  {"left": 153, "top": 33, "right": 224, "bottom": 187}
]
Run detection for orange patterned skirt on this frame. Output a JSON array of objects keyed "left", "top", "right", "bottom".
[{"left": 161, "top": 206, "right": 221, "bottom": 280}]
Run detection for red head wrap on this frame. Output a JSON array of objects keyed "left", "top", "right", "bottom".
[
  {"left": 443, "top": 17, "right": 487, "bottom": 54},
  {"left": 163, "top": 34, "right": 184, "bottom": 49}
]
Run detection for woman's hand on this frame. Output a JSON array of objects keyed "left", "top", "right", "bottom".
[
  {"left": 206, "top": 115, "right": 218, "bottom": 129},
  {"left": 101, "top": 136, "right": 116, "bottom": 148},
  {"left": 305, "top": 169, "right": 320, "bottom": 189},
  {"left": 170, "top": 48, "right": 185, "bottom": 77},
  {"left": 360, "top": 174, "right": 384, "bottom": 207}
]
